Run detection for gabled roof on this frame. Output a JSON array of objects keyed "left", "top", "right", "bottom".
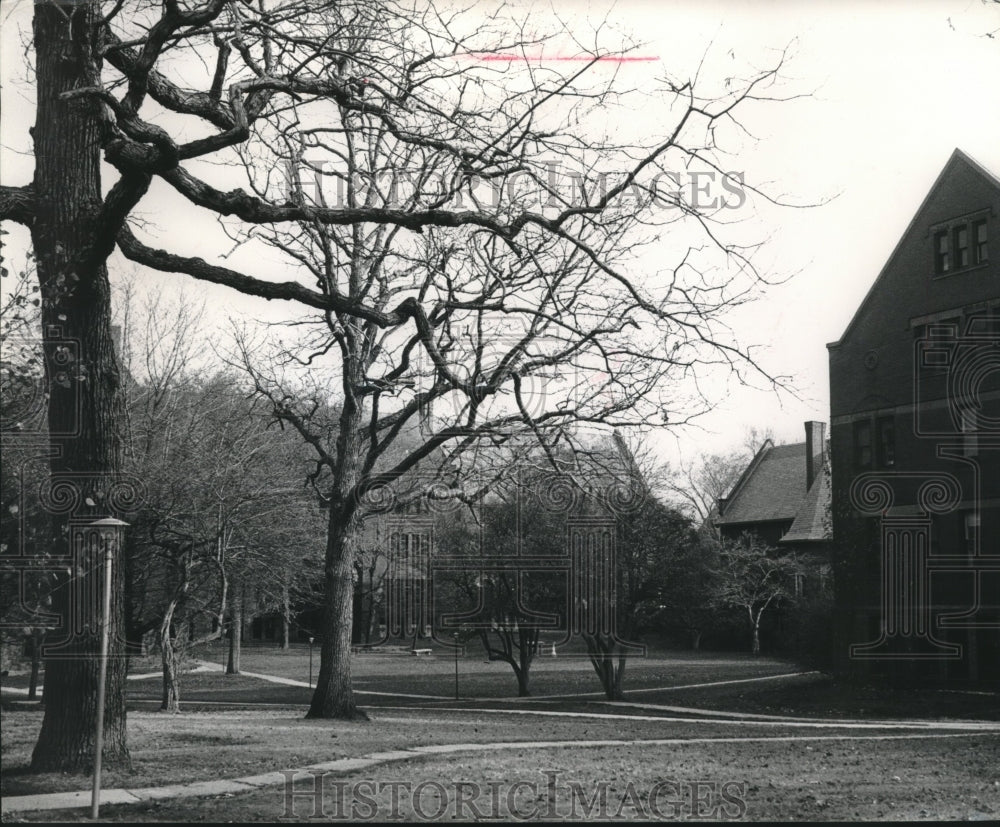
[
  {"left": 716, "top": 442, "right": 810, "bottom": 525},
  {"left": 715, "top": 440, "right": 831, "bottom": 544},
  {"left": 828, "top": 148, "right": 1000, "bottom": 350}
]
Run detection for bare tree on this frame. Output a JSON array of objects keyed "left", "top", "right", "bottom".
[
  {"left": 438, "top": 479, "right": 566, "bottom": 698},
  {"left": 712, "top": 532, "right": 799, "bottom": 656},
  {"left": 665, "top": 427, "right": 775, "bottom": 533},
  {"left": 0, "top": 0, "right": 795, "bottom": 747},
  {"left": 117, "top": 285, "right": 318, "bottom": 706}
]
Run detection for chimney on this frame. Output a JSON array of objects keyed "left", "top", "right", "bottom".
[{"left": 805, "top": 421, "right": 825, "bottom": 491}]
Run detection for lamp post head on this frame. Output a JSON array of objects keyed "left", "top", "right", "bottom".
[
  {"left": 87, "top": 517, "right": 129, "bottom": 548},
  {"left": 89, "top": 517, "right": 129, "bottom": 531}
]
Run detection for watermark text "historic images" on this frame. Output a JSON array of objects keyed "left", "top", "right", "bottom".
[{"left": 282, "top": 770, "right": 748, "bottom": 820}]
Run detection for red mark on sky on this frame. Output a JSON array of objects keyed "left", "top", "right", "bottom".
[{"left": 468, "top": 54, "right": 660, "bottom": 63}]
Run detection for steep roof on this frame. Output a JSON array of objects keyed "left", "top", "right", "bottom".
[
  {"left": 715, "top": 441, "right": 831, "bottom": 543},
  {"left": 716, "top": 442, "right": 810, "bottom": 525},
  {"left": 827, "top": 148, "right": 1000, "bottom": 350}
]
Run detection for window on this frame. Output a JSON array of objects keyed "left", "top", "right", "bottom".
[
  {"left": 794, "top": 573, "right": 805, "bottom": 598},
  {"left": 934, "top": 230, "right": 950, "bottom": 274},
  {"left": 876, "top": 416, "right": 896, "bottom": 468},
  {"left": 954, "top": 225, "right": 969, "bottom": 268},
  {"left": 973, "top": 220, "right": 988, "bottom": 264},
  {"left": 853, "top": 419, "right": 872, "bottom": 470},
  {"left": 933, "top": 215, "right": 989, "bottom": 275}
]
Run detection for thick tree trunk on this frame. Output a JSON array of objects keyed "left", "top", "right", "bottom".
[
  {"left": 29, "top": 1, "right": 132, "bottom": 773},
  {"left": 752, "top": 620, "right": 761, "bottom": 656},
  {"left": 514, "top": 667, "right": 530, "bottom": 697},
  {"left": 307, "top": 366, "right": 368, "bottom": 720},
  {"left": 307, "top": 509, "right": 365, "bottom": 719}
]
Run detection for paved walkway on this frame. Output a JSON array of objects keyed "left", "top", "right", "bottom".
[
  {"left": 208, "top": 663, "right": 452, "bottom": 700},
  {"left": 4, "top": 667, "right": 998, "bottom": 816},
  {"left": 3, "top": 729, "right": 993, "bottom": 815}
]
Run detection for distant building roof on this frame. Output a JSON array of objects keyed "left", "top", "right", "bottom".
[
  {"left": 715, "top": 440, "right": 830, "bottom": 544},
  {"left": 781, "top": 462, "right": 831, "bottom": 543}
]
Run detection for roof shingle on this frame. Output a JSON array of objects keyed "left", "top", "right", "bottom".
[{"left": 715, "top": 441, "right": 831, "bottom": 543}]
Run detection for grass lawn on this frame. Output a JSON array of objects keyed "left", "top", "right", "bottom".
[
  {"left": 5, "top": 723, "right": 998, "bottom": 822},
  {"left": 113, "top": 645, "right": 1000, "bottom": 721},
  {"left": 4, "top": 701, "right": 928, "bottom": 798},
  {"left": 121, "top": 645, "right": 808, "bottom": 703},
  {"left": 3, "top": 648, "right": 998, "bottom": 821}
]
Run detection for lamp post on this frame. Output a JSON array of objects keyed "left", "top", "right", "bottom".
[
  {"left": 308, "top": 637, "right": 315, "bottom": 688},
  {"left": 88, "top": 517, "right": 128, "bottom": 821}
]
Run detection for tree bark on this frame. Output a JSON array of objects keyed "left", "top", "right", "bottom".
[
  {"left": 364, "top": 564, "right": 378, "bottom": 646},
  {"left": 29, "top": 0, "right": 132, "bottom": 773},
  {"left": 227, "top": 589, "right": 242, "bottom": 674},
  {"left": 307, "top": 510, "right": 365, "bottom": 719},
  {"left": 158, "top": 598, "right": 181, "bottom": 712},
  {"left": 584, "top": 633, "right": 625, "bottom": 701},
  {"left": 514, "top": 663, "right": 531, "bottom": 697},
  {"left": 281, "top": 582, "right": 291, "bottom": 649},
  {"left": 307, "top": 357, "right": 367, "bottom": 720},
  {"left": 160, "top": 636, "right": 180, "bottom": 714}
]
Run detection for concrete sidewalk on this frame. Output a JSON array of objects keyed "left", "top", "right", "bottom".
[
  {"left": 3, "top": 728, "right": 995, "bottom": 815},
  {"left": 0, "top": 752, "right": 415, "bottom": 815},
  {"left": 6, "top": 665, "right": 997, "bottom": 816}
]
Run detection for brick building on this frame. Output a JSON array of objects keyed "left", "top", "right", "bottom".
[{"left": 827, "top": 149, "right": 1000, "bottom": 686}]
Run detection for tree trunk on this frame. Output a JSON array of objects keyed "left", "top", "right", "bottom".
[
  {"left": 160, "top": 636, "right": 180, "bottom": 713},
  {"left": 307, "top": 508, "right": 365, "bottom": 719},
  {"left": 584, "top": 634, "right": 625, "bottom": 701},
  {"left": 364, "top": 565, "right": 377, "bottom": 646},
  {"left": 159, "top": 601, "right": 181, "bottom": 712},
  {"left": 516, "top": 626, "right": 536, "bottom": 697},
  {"left": 514, "top": 667, "right": 531, "bottom": 697},
  {"left": 281, "top": 582, "right": 291, "bottom": 650},
  {"left": 28, "top": 630, "right": 43, "bottom": 701},
  {"left": 690, "top": 629, "right": 702, "bottom": 651},
  {"left": 227, "top": 591, "right": 242, "bottom": 675},
  {"left": 29, "top": 0, "right": 133, "bottom": 773},
  {"left": 306, "top": 338, "right": 369, "bottom": 720},
  {"left": 752, "top": 621, "right": 761, "bottom": 656},
  {"left": 613, "top": 649, "right": 627, "bottom": 699}
]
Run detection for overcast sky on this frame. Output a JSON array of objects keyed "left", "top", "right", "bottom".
[
  {"left": 605, "top": 0, "right": 1000, "bottom": 464},
  {"left": 2, "top": 0, "right": 999, "bottom": 472}
]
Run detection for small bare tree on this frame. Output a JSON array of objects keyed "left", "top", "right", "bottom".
[{"left": 712, "top": 533, "right": 799, "bottom": 655}]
